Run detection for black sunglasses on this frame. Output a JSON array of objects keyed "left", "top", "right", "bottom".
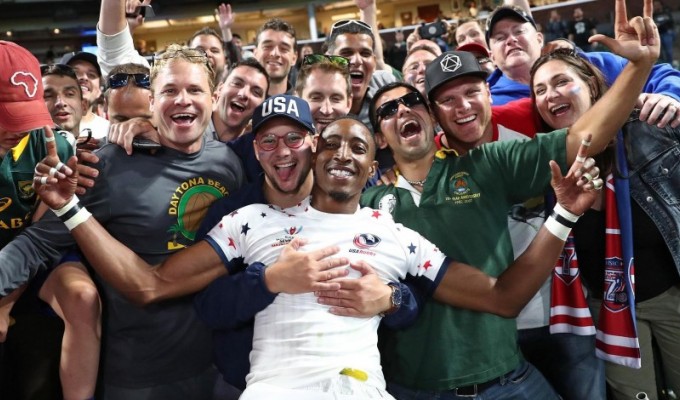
[
  {"left": 108, "top": 73, "right": 151, "bottom": 89},
  {"left": 302, "top": 54, "right": 349, "bottom": 69},
  {"left": 40, "top": 63, "right": 77, "bottom": 80},
  {"left": 375, "top": 91, "right": 426, "bottom": 122},
  {"left": 330, "top": 20, "right": 372, "bottom": 36}
]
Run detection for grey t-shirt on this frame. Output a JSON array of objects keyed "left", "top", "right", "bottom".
[{"left": 0, "top": 137, "right": 244, "bottom": 387}]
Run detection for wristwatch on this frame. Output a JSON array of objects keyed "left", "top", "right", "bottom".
[{"left": 379, "top": 282, "right": 402, "bottom": 317}]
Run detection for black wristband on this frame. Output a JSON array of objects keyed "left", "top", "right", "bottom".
[
  {"left": 550, "top": 209, "right": 576, "bottom": 228},
  {"left": 58, "top": 203, "right": 82, "bottom": 223}
]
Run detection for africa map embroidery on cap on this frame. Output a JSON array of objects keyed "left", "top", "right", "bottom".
[
  {"left": 10, "top": 71, "right": 39, "bottom": 98},
  {"left": 440, "top": 54, "right": 462, "bottom": 73}
]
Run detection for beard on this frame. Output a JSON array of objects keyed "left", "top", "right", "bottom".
[{"left": 328, "top": 190, "right": 351, "bottom": 202}]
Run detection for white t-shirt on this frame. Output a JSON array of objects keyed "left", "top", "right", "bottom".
[{"left": 206, "top": 197, "right": 447, "bottom": 396}]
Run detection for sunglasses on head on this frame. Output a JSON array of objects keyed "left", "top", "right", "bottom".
[
  {"left": 256, "top": 131, "right": 307, "bottom": 151},
  {"left": 375, "top": 91, "right": 426, "bottom": 122},
  {"left": 330, "top": 20, "right": 372, "bottom": 36},
  {"left": 154, "top": 47, "right": 209, "bottom": 65},
  {"left": 302, "top": 54, "right": 349, "bottom": 69},
  {"left": 40, "top": 64, "right": 77, "bottom": 80},
  {"left": 108, "top": 73, "right": 151, "bottom": 90}
]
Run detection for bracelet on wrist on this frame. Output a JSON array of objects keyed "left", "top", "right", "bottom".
[
  {"left": 545, "top": 215, "right": 572, "bottom": 241},
  {"left": 63, "top": 207, "right": 92, "bottom": 231}
]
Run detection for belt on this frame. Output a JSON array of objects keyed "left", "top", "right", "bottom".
[{"left": 453, "top": 375, "right": 503, "bottom": 397}]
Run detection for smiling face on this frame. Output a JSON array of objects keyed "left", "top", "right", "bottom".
[
  {"left": 456, "top": 21, "right": 486, "bottom": 47},
  {"left": 532, "top": 59, "right": 593, "bottom": 130},
  {"left": 254, "top": 29, "right": 297, "bottom": 84},
  {"left": 190, "top": 34, "right": 226, "bottom": 80},
  {"left": 69, "top": 59, "right": 102, "bottom": 106},
  {"left": 254, "top": 117, "right": 313, "bottom": 195},
  {"left": 330, "top": 33, "right": 376, "bottom": 104},
  {"left": 431, "top": 76, "right": 493, "bottom": 153},
  {"left": 42, "top": 74, "right": 87, "bottom": 133},
  {"left": 374, "top": 86, "right": 435, "bottom": 163},
  {"left": 313, "top": 118, "right": 377, "bottom": 207},
  {"left": 300, "top": 69, "right": 351, "bottom": 133},
  {"left": 216, "top": 65, "right": 268, "bottom": 133},
  {"left": 402, "top": 49, "right": 437, "bottom": 97},
  {"left": 488, "top": 19, "right": 543, "bottom": 79},
  {"left": 151, "top": 59, "right": 215, "bottom": 153}
]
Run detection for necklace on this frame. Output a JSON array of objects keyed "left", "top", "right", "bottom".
[{"left": 403, "top": 177, "right": 427, "bottom": 186}]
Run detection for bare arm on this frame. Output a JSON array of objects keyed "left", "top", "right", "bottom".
[
  {"left": 433, "top": 139, "right": 602, "bottom": 317},
  {"left": 357, "top": 0, "right": 388, "bottom": 71},
  {"left": 565, "top": 0, "right": 659, "bottom": 164},
  {"left": 99, "top": 0, "right": 127, "bottom": 35}
]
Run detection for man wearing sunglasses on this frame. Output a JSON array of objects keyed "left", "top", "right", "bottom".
[
  {"left": 323, "top": 19, "right": 397, "bottom": 173},
  {"left": 359, "top": 6, "right": 661, "bottom": 397},
  {"left": 32, "top": 84, "right": 606, "bottom": 400},
  {"left": 104, "top": 63, "right": 153, "bottom": 125}
]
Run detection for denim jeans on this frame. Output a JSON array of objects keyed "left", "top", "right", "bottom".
[
  {"left": 386, "top": 360, "right": 559, "bottom": 400},
  {"left": 518, "top": 326, "right": 606, "bottom": 400}
]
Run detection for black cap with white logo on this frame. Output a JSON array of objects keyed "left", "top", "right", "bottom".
[{"left": 425, "top": 51, "right": 489, "bottom": 101}]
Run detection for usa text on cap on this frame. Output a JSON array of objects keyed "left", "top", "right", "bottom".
[{"left": 251, "top": 94, "right": 315, "bottom": 135}]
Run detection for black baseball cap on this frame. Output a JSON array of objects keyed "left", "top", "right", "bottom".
[
  {"left": 485, "top": 5, "right": 537, "bottom": 45},
  {"left": 425, "top": 51, "right": 489, "bottom": 102},
  {"left": 60, "top": 51, "right": 102, "bottom": 77}
]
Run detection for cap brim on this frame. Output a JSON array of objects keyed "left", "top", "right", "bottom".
[
  {"left": 253, "top": 114, "right": 315, "bottom": 136},
  {"left": 0, "top": 99, "right": 54, "bottom": 133},
  {"left": 62, "top": 53, "right": 102, "bottom": 77},
  {"left": 427, "top": 70, "right": 489, "bottom": 102}
]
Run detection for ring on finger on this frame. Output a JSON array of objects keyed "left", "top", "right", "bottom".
[
  {"left": 48, "top": 167, "right": 58, "bottom": 177},
  {"left": 575, "top": 155, "right": 587, "bottom": 163},
  {"left": 593, "top": 179, "right": 604, "bottom": 190},
  {"left": 39, "top": 176, "right": 48, "bottom": 185},
  {"left": 581, "top": 138, "right": 591, "bottom": 146},
  {"left": 55, "top": 161, "right": 65, "bottom": 171},
  {"left": 582, "top": 172, "right": 594, "bottom": 183}
]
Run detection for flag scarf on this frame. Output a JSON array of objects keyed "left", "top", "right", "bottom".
[{"left": 549, "top": 136, "right": 640, "bottom": 368}]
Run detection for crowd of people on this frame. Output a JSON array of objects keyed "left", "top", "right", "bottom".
[{"left": 0, "top": 0, "right": 679, "bottom": 399}]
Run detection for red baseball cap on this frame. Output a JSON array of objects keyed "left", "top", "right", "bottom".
[
  {"left": 0, "top": 41, "right": 53, "bottom": 133},
  {"left": 455, "top": 43, "right": 491, "bottom": 58}
]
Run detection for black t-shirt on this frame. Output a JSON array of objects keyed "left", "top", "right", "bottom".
[{"left": 574, "top": 198, "right": 679, "bottom": 302}]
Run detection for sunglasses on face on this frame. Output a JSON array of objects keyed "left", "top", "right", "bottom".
[
  {"left": 108, "top": 73, "right": 151, "bottom": 89},
  {"left": 40, "top": 64, "right": 77, "bottom": 80},
  {"left": 256, "top": 131, "right": 307, "bottom": 151},
  {"left": 375, "top": 91, "right": 426, "bottom": 122},
  {"left": 302, "top": 54, "right": 349, "bottom": 69},
  {"left": 330, "top": 20, "right": 372, "bottom": 36}
]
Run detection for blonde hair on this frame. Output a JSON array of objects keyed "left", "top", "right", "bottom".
[{"left": 150, "top": 44, "right": 216, "bottom": 92}]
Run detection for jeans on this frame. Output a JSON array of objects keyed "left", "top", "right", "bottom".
[
  {"left": 518, "top": 326, "right": 606, "bottom": 400},
  {"left": 386, "top": 360, "right": 559, "bottom": 400}
]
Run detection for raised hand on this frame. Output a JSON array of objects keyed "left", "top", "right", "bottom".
[
  {"left": 264, "top": 238, "right": 349, "bottom": 294},
  {"left": 355, "top": 0, "right": 375, "bottom": 10},
  {"left": 32, "top": 126, "right": 78, "bottom": 210},
  {"left": 215, "top": 3, "right": 234, "bottom": 32},
  {"left": 550, "top": 134, "right": 603, "bottom": 216},
  {"left": 316, "top": 260, "right": 392, "bottom": 317},
  {"left": 589, "top": 0, "right": 659, "bottom": 64}
]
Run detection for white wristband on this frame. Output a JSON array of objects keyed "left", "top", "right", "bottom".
[
  {"left": 64, "top": 207, "right": 92, "bottom": 231},
  {"left": 545, "top": 215, "right": 572, "bottom": 241},
  {"left": 52, "top": 196, "right": 80, "bottom": 217},
  {"left": 553, "top": 203, "right": 580, "bottom": 222}
]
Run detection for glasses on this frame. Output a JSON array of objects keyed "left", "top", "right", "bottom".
[
  {"left": 108, "top": 73, "right": 151, "bottom": 90},
  {"left": 375, "top": 92, "right": 426, "bottom": 122},
  {"left": 40, "top": 64, "right": 77, "bottom": 80},
  {"left": 330, "top": 20, "right": 372, "bottom": 36},
  {"left": 302, "top": 54, "right": 349, "bottom": 69},
  {"left": 256, "top": 131, "right": 307, "bottom": 151}
]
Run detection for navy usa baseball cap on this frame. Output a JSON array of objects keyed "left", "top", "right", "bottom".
[
  {"left": 425, "top": 51, "right": 489, "bottom": 102},
  {"left": 251, "top": 94, "right": 316, "bottom": 135},
  {"left": 485, "top": 5, "right": 537, "bottom": 45}
]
